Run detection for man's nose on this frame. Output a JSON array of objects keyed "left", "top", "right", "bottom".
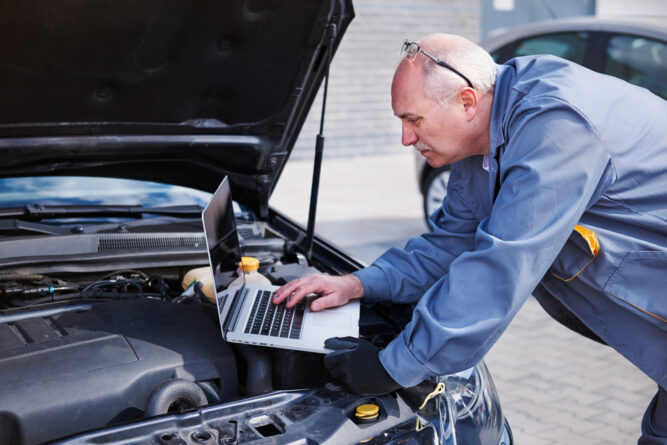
[{"left": 401, "top": 122, "right": 418, "bottom": 146}]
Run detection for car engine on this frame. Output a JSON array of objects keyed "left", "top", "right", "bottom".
[
  {"left": 0, "top": 221, "right": 311, "bottom": 443},
  {"left": 0, "top": 210, "right": 415, "bottom": 445},
  {"left": 0, "top": 281, "right": 238, "bottom": 444}
]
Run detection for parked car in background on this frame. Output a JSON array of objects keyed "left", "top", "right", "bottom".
[
  {"left": 0, "top": 1, "right": 512, "bottom": 444},
  {"left": 419, "top": 16, "right": 667, "bottom": 224}
]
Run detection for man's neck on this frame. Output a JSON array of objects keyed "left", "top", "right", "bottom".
[{"left": 473, "top": 92, "right": 494, "bottom": 156}]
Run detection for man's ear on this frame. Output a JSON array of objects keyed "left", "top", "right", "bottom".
[{"left": 460, "top": 88, "right": 478, "bottom": 119}]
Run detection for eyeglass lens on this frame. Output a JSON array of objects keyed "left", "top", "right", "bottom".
[{"left": 402, "top": 40, "right": 418, "bottom": 61}]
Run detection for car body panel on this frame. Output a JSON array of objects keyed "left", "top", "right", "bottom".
[{"left": 0, "top": 0, "right": 355, "bottom": 218}]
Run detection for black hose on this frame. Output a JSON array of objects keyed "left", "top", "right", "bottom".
[
  {"left": 9, "top": 292, "right": 83, "bottom": 307},
  {"left": 144, "top": 378, "right": 208, "bottom": 418},
  {"left": 235, "top": 344, "right": 273, "bottom": 396}
]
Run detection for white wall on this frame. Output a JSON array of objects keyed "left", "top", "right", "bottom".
[{"left": 292, "top": 0, "right": 481, "bottom": 160}]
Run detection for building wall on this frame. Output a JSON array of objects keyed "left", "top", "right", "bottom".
[{"left": 292, "top": 0, "right": 481, "bottom": 160}]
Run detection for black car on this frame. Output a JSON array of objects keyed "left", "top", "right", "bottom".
[
  {"left": 418, "top": 16, "right": 667, "bottom": 224},
  {"left": 0, "top": 1, "right": 512, "bottom": 444}
]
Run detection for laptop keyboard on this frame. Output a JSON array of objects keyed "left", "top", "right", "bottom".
[{"left": 244, "top": 290, "right": 306, "bottom": 339}]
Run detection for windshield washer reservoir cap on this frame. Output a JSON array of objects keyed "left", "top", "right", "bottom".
[{"left": 239, "top": 256, "right": 260, "bottom": 272}]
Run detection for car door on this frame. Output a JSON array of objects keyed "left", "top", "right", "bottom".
[{"left": 601, "top": 32, "right": 667, "bottom": 99}]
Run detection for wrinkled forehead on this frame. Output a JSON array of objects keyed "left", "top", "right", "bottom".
[
  {"left": 392, "top": 61, "right": 428, "bottom": 110},
  {"left": 392, "top": 59, "right": 425, "bottom": 95}
]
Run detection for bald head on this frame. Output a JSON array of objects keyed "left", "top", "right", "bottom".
[{"left": 394, "top": 33, "right": 497, "bottom": 108}]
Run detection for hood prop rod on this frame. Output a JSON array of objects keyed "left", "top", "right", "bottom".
[{"left": 304, "top": 23, "right": 336, "bottom": 262}]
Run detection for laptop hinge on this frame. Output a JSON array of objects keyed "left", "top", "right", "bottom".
[
  {"left": 223, "top": 287, "right": 246, "bottom": 334},
  {"left": 304, "top": 23, "right": 337, "bottom": 262}
]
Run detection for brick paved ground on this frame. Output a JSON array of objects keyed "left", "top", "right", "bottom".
[
  {"left": 272, "top": 152, "right": 657, "bottom": 445},
  {"left": 485, "top": 298, "right": 656, "bottom": 445}
]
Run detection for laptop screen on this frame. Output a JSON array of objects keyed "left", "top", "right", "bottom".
[{"left": 202, "top": 177, "right": 244, "bottom": 334}]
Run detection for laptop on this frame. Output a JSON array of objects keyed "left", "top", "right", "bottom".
[{"left": 202, "top": 177, "right": 360, "bottom": 354}]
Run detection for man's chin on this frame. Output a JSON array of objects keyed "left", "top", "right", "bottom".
[{"left": 425, "top": 156, "right": 447, "bottom": 168}]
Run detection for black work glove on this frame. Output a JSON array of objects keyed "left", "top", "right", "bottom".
[{"left": 323, "top": 336, "right": 402, "bottom": 396}]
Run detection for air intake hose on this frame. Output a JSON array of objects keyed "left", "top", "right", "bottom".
[{"left": 235, "top": 344, "right": 273, "bottom": 396}]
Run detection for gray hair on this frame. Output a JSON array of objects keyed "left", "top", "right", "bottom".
[{"left": 418, "top": 35, "right": 497, "bottom": 108}]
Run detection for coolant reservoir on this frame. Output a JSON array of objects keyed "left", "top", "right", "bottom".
[
  {"left": 229, "top": 256, "right": 271, "bottom": 287},
  {"left": 182, "top": 266, "right": 215, "bottom": 303}
]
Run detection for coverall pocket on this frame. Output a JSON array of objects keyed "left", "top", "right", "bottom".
[
  {"left": 550, "top": 225, "right": 600, "bottom": 282},
  {"left": 604, "top": 251, "right": 667, "bottom": 323}
]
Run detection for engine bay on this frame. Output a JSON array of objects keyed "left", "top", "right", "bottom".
[{"left": 0, "top": 214, "right": 410, "bottom": 444}]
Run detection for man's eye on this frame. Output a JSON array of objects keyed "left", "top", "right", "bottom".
[{"left": 407, "top": 117, "right": 419, "bottom": 125}]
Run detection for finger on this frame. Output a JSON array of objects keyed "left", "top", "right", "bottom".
[
  {"left": 310, "top": 293, "right": 349, "bottom": 312},
  {"left": 273, "top": 276, "right": 313, "bottom": 306},
  {"left": 285, "top": 287, "right": 312, "bottom": 308},
  {"left": 272, "top": 279, "right": 302, "bottom": 304},
  {"left": 274, "top": 283, "right": 314, "bottom": 307},
  {"left": 284, "top": 280, "right": 326, "bottom": 308},
  {"left": 324, "top": 336, "right": 358, "bottom": 350}
]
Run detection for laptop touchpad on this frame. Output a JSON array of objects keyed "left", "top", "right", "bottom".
[{"left": 308, "top": 298, "right": 358, "bottom": 329}]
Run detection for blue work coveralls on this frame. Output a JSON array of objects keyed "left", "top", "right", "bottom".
[{"left": 354, "top": 55, "right": 666, "bottom": 432}]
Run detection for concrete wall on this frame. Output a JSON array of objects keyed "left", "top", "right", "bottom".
[{"left": 292, "top": 0, "right": 481, "bottom": 160}]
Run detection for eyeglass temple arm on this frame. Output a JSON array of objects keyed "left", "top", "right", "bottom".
[{"left": 420, "top": 47, "right": 474, "bottom": 89}]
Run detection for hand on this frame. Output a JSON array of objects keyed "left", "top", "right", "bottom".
[
  {"left": 272, "top": 274, "right": 363, "bottom": 311},
  {"left": 323, "top": 337, "right": 402, "bottom": 396}
]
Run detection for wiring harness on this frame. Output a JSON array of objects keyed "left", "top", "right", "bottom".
[{"left": 0, "top": 270, "right": 171, "bottom": 308}]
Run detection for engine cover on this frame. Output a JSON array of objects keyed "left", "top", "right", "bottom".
[{"left": 0, "top": 299, "right": 237, "bottom": 445}]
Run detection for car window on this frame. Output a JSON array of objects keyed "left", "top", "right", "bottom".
[
  {"left": 512, "top": 32, "right": 589, "bottom": 64},
  {"left": 604, "top": 34, "right": 667, "bottom": 99},
  {"left": 490, "top": 48, "right": 503, "bottom": 62}
]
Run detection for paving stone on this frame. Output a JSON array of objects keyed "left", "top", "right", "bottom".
[
  {"left": 594, "top": 397, "right": 648, "bottom": 420},
  {"left": 555, "top": 386, "right": 610, "bottom": 407},
  {"left": 588, "top": 410, "right": 642, "bottom": 436},
  {"left": 547, "top": 397, "right": 606, "bottom": 419},
  {"left": 604, "top": 385, "right": 655, "bottom": 407},
  {"left": 583, "top": 424, "right": 640, "bottom": 444},
  {"left": 506, "top": 410, "right": 561, "bottom": 436},
  {"left": 538, "top": 427, "right": 597, "bottom": 445},
  {"left": 548, "top": 411, "right": 607, "bottom": 434},
  {"left": 514, "top": 430, "right": 558, "bottom": 445}
]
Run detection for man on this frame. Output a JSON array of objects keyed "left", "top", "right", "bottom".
[{"left": 273, "top": 34, "right": 667, "bottom": 442}]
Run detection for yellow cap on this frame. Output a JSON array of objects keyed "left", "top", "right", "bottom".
[
  {"left": 355, "top": 404, "right": 379, "bottom": 420},
  {"left": 239, "top": 256, "right": 260, "bottom": 272}
]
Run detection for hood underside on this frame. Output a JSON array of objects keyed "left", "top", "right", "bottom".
[{"left": 0, "top": 0, "right": 354, "bottom": 217}]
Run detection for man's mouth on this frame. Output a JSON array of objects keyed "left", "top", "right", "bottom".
[{"left": 413, "top": 143, "right": 432, "bottom": 155}]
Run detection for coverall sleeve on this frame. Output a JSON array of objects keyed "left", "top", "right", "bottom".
[
  {"left": 353, "top": 165, "right": 480, "bottom": 304},
  {"left": 378, "top": 98, "right": 615, "bottom": 387}
]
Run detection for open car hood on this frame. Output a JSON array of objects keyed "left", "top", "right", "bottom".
[{"left": 0, "top": 0, "right": 354, "bottom": 218}]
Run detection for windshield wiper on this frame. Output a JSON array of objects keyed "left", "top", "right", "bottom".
[
  {"left": 0, "top": 219, "right": 70, "bottom": 235},
  {"left": 0, "top": 204, "right": 204, "bottom": 220}
]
